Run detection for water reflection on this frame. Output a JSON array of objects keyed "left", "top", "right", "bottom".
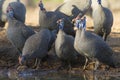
[{"left": 0, "top": 69, "right": 120, "bottom": 80}]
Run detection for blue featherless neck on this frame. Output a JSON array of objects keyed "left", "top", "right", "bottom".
[
  {"left": 75, "top": 16, "right": 86, "bottom": 30},
  {"left": 75, "top": 19, "right": 82, "bottom": 29},
  {"left": 83, "top": 17, "right": 86, "bottom": 30},
  {"left": 59, "top": 20, "right": 64, "bottom": 30}
]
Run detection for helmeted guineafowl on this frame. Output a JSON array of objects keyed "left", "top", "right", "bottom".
[
  {"left": 6, "top": 5, "right": 35, "bottom": 55},
  {"left": 19, "top": 29, "right": 55, "bottom": 69},
  {"left": 55, "top": 18, "right": 79, "bottom": 70},
  {"left": 55, "top": 0, "right": 91, "bottom": 21},
  {"left": 38, "top": 0, "right": 75, "bottom": 36},
  {"left": 0, "top": 0, "right": 26, "bottom": 27},
  {"left": 74, "top": 15, "right": 115, "bottom": 70},
  {"left": 92, "top": 0, "right": 113, "bottom": 41}
]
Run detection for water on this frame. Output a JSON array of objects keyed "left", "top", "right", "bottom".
[{"left": 0, "top": 69, "right": 120, "bottom": 80}]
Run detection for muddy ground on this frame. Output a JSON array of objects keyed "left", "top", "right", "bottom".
[{"left": 0, "top": 2, "right": 120, "bottom": 73}]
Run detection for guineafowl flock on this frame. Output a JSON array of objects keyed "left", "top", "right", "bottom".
[{"left": 0, "top": 0, "right": 118, "bottom": 71}]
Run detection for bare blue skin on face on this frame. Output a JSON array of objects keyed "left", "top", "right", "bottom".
[
  {"left": 6, "top": 5, "right": 14, "bottom": 18},
  {"left": 74, "top": 17, "right": 86, "bottom": 30},
  {"left": 58, "top": 20, "right": 64, "bottom": 30},
  {"left": 76, "top": 19, "right": 82, "bottom": 28},
  {"left": 8, "top": 10, "right": 14, "bottom": 17}
]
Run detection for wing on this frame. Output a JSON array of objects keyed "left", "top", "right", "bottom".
[{"left": 21, "top": 25, "right": 35, "bottom": 40}]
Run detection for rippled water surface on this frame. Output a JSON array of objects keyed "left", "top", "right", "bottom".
[{"left": 0, "top": 69, "right": 120, "bottom": 80}]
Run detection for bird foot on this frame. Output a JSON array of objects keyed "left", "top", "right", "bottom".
[
  {"left": 57, "top": 65, "right": 71, "bottom": 71},
  {"left": 57, "top": 66, "right": 65, "bottom": 71},
  {"left": 35, "top": 66, "right": 41, "bottom": 70},
  {"left": 32, "top": 65, "right": 37, "bottom": 69},
  {"left": 32, "top": 65, "right": 41, "bottom": 70},
  {"left": 17, "top": 65, "right": 28, "bottom": 71}
]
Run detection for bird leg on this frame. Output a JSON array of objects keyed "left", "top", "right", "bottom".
[
  {"left": 57, "top": 61, "right": 66, "bottom": 71},
  {"left": 32, "top": 58, "right": 38, "bottom": 68},
  {"left": 102, "top": 29, "right": 107, "bottom": 41},
  {"left": 36, "top": 59, "right": 41, "bottom": 69},
  {"left": 105, "top": 65, "right": 111, "bottom": 71},
  {"left": 83, "top": 57, "right": 88, "bottom": 70},
  {"left": 103, "top": 32, "right": 107, "bottom": 41},
  {"left": 33, "top": 58, "right": 41, "bottom": 69},
  {"left": 94, "top": 58, "right": 99, "bottom": 70},
  {"left": 68, "top": 63, "right": 72, "bottom": 71},
  {"left": 67, "top": 61, "right": 72, "bottom": 71},
  {"left": 83, "top": 74, "right": 87, "bottom": 80}
]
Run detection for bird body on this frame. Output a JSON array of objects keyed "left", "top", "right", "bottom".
[
  {"left": 75, "top": 28, "right": 115, "bottom": 68},
  {"left": 92, "top": 0, "right": 113, "bottom": 41},
  {"left": 6, "top": 6, "right": 35, "bottom": 54},
  {"left": 7, "top": 18, "right": 35, "bottom": 53},
  {"left": 55, "top": 30, "right": 77, "bottom": 61},
  {"left": 19, "top": 29, "right": 54, "bottom": 67}
]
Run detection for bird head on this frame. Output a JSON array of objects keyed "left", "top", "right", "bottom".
[
  {"left": 56, "top": 18, "right": 64, "bottom": 30},
  {"left": 18, "top": 55, "right": 27, "bottom": 65},
  {"left": 76, "top": 13, "right": 82, "bottom": 19},
  {"left": 38, "top": 0, "right": 46, "bottom": 11},
  {"left": 97, "top": 0, "right": 101, "bottom": 4},
  {"left": 6, "top": 4, "right": 14, "bottom": 18},
  {"left": 74, "top": 14, "right": 82, "bottom": 29}
]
